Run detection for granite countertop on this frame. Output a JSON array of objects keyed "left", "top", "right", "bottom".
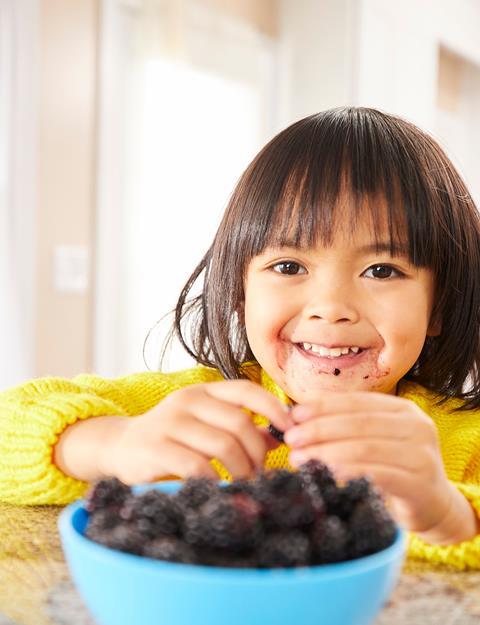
[{"left": 1, "top": 501, "right": 480, "bottom": 625}]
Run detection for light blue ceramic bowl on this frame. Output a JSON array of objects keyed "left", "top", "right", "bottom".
[{"left": 58, "top": 481, "right": 406, "bottom": 625}]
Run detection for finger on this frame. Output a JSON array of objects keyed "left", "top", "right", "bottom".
[
  {"left": 167, "top": 417, "right": 257, "bottom": 479},
  {"left": 204, "top": 379, "right": 294, "bottom": 431},
  {"left": 317, "top": 462, "right": 419, "bottom": 502},
  {"left": 286, "top": 453, "right": 415, "bottom": 501},
  {"left": 118, "top": 439, "right": 219, "bottom": 484},
  {"left": 185, "top": 392, "right": 272, "bottom": 469},
  {"left": 284, "top": 412, "right": 411, "bottom": 448},
  {"left": 291, "top": 390, "right": 409, "bottom": 422},
  {"left": 288, "top": 439, "right": 425, "bottom": 473}
]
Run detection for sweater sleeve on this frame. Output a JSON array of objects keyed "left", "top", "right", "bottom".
[
  {"left": 0, "top": 366, "right": 223, "bottom": 506},
  {"left": 407, "top": 481, "right": 480, "bottom": 570},
  {"left": 396, "top": 383, "right": 480, "bottom": 569}
]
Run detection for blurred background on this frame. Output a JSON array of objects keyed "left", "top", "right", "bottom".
[{"left": 1, "top": 0, "right": 480, "bottom": 389}]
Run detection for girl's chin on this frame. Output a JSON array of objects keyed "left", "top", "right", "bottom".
[
  {"left": 283, "top": 376, "right": 374, "bottom": 399},
  {"left": 274, "top": 342, "right": 394, "bottom": 395}
]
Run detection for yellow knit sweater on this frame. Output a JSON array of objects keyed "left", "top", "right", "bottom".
[{"left": 1, "top": 362, "right": 480, "bottom": 569}]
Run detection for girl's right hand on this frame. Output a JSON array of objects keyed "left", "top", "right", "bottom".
[{"left": 99, "top": 380, "right": 294, "bottom": 485}]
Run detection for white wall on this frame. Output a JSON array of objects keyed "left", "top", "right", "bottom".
[
  {"left": 94, "top": 0, "right": 480, "bottom": 378},
  {"left": 277, "top": 0, "right": 357, "bottom": 124},
  {"left": 278, "top": 0, "right": 480, "bottom": 124},
  {"left": 95, "top": 0, "right": 279, "bottom": 376},
  {"left": 356, "top": 0, "right": 480, "bottom": 204},
  {"left": 0, "top": 0, "right": 38, "bottom": 390},
  {"left": 277, "top": 0, "right": 480, "bottom": 202}
]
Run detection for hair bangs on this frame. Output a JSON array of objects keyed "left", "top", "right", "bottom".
[{"left": 239, "top": 109, "right": 437, "bottom": 270}]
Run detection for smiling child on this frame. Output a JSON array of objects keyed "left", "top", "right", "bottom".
[{"left": 2, "top": 107, "right": 480, "bottom": 569}]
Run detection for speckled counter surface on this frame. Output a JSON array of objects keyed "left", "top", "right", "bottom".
[{"left": 1, "top": 501, "right": 480, "bottom": 625}]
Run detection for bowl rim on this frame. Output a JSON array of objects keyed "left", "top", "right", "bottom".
[{"left": 58, "top": 480, "right": 407, "bottom": 583}]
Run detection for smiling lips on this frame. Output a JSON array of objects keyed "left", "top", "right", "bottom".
[
  {"left": 293, "top": 342, "right": 368, "bottom": 371},
  {"left": 299, "top": 343, "right": 362, "bottom": 358}
]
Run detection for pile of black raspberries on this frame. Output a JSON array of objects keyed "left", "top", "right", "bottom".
[{"left": 84, "top": 460, "right": 397, "bottom": 568}]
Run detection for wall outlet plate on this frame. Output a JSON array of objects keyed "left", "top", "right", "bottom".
[{"left": 53, "top": 245, "right": 90, "bottom": 293}]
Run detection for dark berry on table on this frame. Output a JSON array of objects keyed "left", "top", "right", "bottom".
[
  {"left": 84, "top": 477, "right": 131, "bottom": 514},
  {"left": 257, "top": 530, "right": 311, "bottom": 568},
  {"left": 174, "top": 477, "right": 218, "bottom": 511},
  {"left": 343, "top": 477, "right": 375, "bottom": 503},
  {"left": 348, "top": 497, "right": 397, "bottom": 558},
  {"left": 143, "top": 536, "right": 197, "bottom": 564},
  {"left": 120, "top": 490, "right": 182, "bottom": 539},
  {"left": 298, "top": 460, "right": 337, "bottom": 492},
  {"left": 86, "top": 523, "right": 145, "bottom": 555},
  {"left": 221, "top": 478, "right": 255, "bottom": 496},
  {"left": 310, "top": 515, "right": 349, "bottom": 564},
  {"left": 183, "top": 493, "right": 263, "bottom": 552},
  {"left": 297, "top": 460, "right": 345, "bottom": 516},
  {"left": 249, "top": 470, "right": 312, "bottom": 530},
  {"left": 253, "top": 469, "right": 304, "bottom": 499},
  {"left": 319, "top": 483, "right": 345, "bottom": 516},
  {"left": 84, "top": 466, "right": 397, "bottom": 568},
  {"left": 196, "top": 548, "right": 258, "bottom": 569},
  {"left": 301, "top": 480, "right": 326, "bottom": 516},
  {"left": 268, "top": 423, "right": 285, "bottom": 443},
  {"left": 262, "top": 490, "right": 318, "bottom": 531},
  {"left": 329, "top": 477, "right": 378, "bottom": 520},
  {"left": 244, "top": 469, "right": 324, "bottom": 530},
  {"left": 324, "top": 478, "right": 374, "bottom": 521},
  {"left": 86, "top": 507, "right": 121, "bottom": 534}
]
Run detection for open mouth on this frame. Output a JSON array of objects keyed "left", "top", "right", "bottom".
[{"left": 296, "top": 343, "right": 366, "bottom": 359}]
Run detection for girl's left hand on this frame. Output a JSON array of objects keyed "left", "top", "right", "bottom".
[{"left": 284, "top": 392, "right": 472, "bottom": 543}]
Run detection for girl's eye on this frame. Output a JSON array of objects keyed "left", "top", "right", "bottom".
[
  {"left": 363, "top": 264, "right": 403, "bottom": 279},
  {"left": 271, "top": 261, "right": 306, "bottom": 275}
]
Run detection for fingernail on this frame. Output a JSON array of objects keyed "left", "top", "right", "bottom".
[
  {"left": 284, "top": 428, "right": 304, "bottom": 447},
  {"left": 289, "top": 451, "right": 304, "bottom": 467},
  {"left": 292, "top": 405, "right": 314, "bottom": 422}
]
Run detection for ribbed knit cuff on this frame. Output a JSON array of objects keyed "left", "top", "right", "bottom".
[
  {"left": 0, "top": 391, "right": 129, "bottom": 506},
  {"left": 407, "top": 481, "right": 480, "bottom": 570}
]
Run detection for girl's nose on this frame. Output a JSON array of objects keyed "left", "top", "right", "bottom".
[{"left": 302, "top": 283, "right": 360, "bottom": 324}]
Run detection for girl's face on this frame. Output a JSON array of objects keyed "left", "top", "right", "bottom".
[{"left": 243, "top": 208, "right": 439, "bottom": 403}]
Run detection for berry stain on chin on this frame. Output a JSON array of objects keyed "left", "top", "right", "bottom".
[{"left": 273, "top": 341, "right": 396, "bottom": 396}]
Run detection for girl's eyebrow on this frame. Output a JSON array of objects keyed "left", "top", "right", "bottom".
[
  {"left": 267, "top": 241, "right": 409, "bottom": 258},
  {"left": 356, "top": 242, "right": 409, "bottom": 257}
]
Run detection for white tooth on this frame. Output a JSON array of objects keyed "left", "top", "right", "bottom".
[{"left": 305, "top": 344, "right": 361, "bottom": 357}]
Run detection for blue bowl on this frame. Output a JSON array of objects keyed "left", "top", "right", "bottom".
[{"left": 58, "top": 481, "right": 406, "bottom": 625}]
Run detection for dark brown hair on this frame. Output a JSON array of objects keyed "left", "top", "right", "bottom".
[{"left": 155, "top": 107, "right": 480, "bottom": 411}]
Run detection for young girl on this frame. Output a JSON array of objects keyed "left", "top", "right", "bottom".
[{"left": 2, "top": 107, "right": 480, "bottom": 569}]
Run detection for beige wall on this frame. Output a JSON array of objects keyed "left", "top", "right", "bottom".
[
  {"left": 36, "top": 0, "right": 98, "bottom": 377},
  {"left": 199, "top": 0, "right": 278, "bottom": 37},
  {"left": 437, "top": 46, "right": 462, "bottom": 113},
  {"left": 35, "top": 0, "right": 275, "bottom": 379}
]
